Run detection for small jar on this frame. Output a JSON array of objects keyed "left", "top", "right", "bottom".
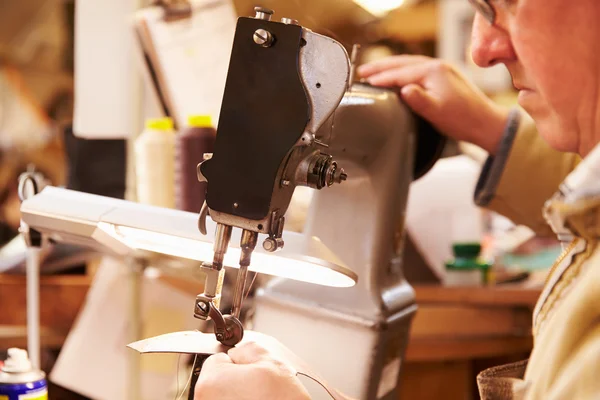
[{"left": 444, "top": 243, "right": 491, "bottom": 286}]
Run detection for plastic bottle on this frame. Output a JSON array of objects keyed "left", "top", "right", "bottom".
[
  {"left": 175, "top": 115, "right": 216, "bottom": 213},
  {"left": 135, "top": 117, "right": 176, "bottom": 208}
]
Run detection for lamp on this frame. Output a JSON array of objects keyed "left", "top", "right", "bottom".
[
  {"left": 20, "top": 186, "right": 357, "bottom": 287},
  {"left": 352, "top": 0, "right": 415, "bottom": 17}
]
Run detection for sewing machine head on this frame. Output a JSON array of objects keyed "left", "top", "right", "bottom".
[
  {"left": 198, "top": 6, "right": 351, "bottom": 246},
  {"left": 193, "top": 6, "right": 443, "bottom": 349},
  {"left": 194, "top": 7, "right": 355, "bottom": 346}
]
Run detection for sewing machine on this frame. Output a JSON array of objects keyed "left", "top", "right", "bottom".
[{"left": 193, "top": 6, "right": 444, "bottom": 399}]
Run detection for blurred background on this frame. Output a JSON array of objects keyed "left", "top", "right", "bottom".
[{"left": 0, "top": 1, "right": 553, "bottom": 399}]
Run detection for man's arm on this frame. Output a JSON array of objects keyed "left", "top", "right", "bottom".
[
  {"left": 357, "top": 56, "right": 580, "bottom": 235},
  {"left": 475, "top": 111, "right": 581, "bottom": 236}
]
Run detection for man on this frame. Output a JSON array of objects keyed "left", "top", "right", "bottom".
[{"left": 196, "top": 0, "right": 600, "bottom": 398}]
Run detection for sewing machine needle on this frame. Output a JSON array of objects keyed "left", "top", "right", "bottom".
[{"left": 232, "top": 230, "right": 258, "bottom": 318}]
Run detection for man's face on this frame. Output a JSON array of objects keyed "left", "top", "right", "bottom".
[{"left": 470, "top": 0, "right": 600, "bottom": 155}]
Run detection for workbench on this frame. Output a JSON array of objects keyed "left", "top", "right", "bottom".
[
  {"left": 0, "top": 274, "right": 540, "bottom": 400},
  {"left": 0, "top": 274, "right": 90, "bottom": 350},
  {"left": 401, "top": 285, "right": 539, "bottom": 400}
]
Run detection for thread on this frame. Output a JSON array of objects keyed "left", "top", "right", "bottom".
[
  {"left": 175, "top": 115, "right": 216, "bottom": 213},
  {"left": 135, "top": 117, "right": 176, "bottom": 208}
]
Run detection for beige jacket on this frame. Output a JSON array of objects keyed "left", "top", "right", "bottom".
[{"left": 475, "top": 113, "right": 600, "bottom": 400}]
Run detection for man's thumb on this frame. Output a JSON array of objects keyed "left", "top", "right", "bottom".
[{"left": 400, "top": 84, "right": 435, "bottom": 117}]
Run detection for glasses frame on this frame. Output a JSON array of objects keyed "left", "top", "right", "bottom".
[{"left": 468, "top": 0, "right": 496, "bottom": 24}]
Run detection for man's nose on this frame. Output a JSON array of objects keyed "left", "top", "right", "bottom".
[{"left": 470, "top": 13, "right": 516, "bottom": 68}]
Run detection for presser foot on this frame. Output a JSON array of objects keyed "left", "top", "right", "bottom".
[{"left": 194, "top": 295, "right": 244, "bottom": 346}]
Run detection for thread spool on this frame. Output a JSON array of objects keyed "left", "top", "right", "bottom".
[
  {"left": 135, "top": 117, "right": 176, "bottom": 208},
  {"left": 175, "top": 115, "right": 216, "bottom": 213}
]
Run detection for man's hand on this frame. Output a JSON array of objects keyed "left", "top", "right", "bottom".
[
  {"left": 195, "top": 342, "right": 311, "bottom": 400},
  {"left": 358, "top": 55, "right": 511, "bottom": 154}
]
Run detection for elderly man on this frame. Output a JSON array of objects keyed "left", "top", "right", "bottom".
[{"left": 196, "top": 0, "right": 600, "bottom": 399}]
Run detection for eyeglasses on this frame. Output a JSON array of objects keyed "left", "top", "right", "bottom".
[{"left": 468, "top": 0, "right": 496, "bottom": 25}]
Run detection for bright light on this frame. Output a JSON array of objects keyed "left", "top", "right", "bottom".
[
  {"left": 98, "top": 223, "right": 356, "bottom": 288},
  {"left": 20, "top": 186, "right": 357, "bottom": 288},
  {"left": 353, "top": 0, "right": 406, "bottom": 17}
]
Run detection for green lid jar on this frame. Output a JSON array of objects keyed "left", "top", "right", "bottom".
[{"left": 445, "top": 243, "right": 491, "bottom": 286}]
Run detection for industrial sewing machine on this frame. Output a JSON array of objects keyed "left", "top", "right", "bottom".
[{"left": 192, "top": 6, "right": 444, "bottom": 399}]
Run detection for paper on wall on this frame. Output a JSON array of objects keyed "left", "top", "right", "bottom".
[{"left": 134, "top": 0, "right": 237, "bottom": 129}]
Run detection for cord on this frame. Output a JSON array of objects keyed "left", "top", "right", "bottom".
[
  {"left": 242, "top": 272, "right": 258, "bottom": 304},
  {"left": 174, "top": 353, "right": 182, "bottom": 400},
  {"left": 176, "top": 354, "right": 198, "bottom": 400},
  {"left": 296, "top": 371, "right": 336, "bottom": 399}
]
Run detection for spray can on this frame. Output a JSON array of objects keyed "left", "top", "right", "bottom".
[
  {"left": 0, "top": 348, "right": 48, "bottom": 400},
  {"left": 175, "top": 115, "right": 216, "bottom": 213},
  {"left": 135, "top": 117, "right": 176, "bottom": 208}
]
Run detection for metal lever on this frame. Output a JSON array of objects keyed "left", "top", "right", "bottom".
[
  {"left": 198, "top": 201, "right": 209, "bottom": 235},
  {"left": 348, "top": 44, "right": 360, "bottom": 88},
  {"left": 263, "top": 212, "right": 285, "bottom": 252}
]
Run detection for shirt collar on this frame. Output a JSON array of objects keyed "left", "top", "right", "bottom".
[{"left": 544, "top": 143, "right": 600, "bottom": 240}]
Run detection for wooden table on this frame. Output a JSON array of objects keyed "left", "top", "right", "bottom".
[{"left": 0, "top": 275, "right": 541, "bottom": 400}]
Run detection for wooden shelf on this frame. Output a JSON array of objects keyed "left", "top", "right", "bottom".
[
  {"left": 407, "top": 284, "right": 540, "bottom": 362},
  {"left": 413, "top": 284, "right": 541, "bottom": 308},
  {"left": 0, "top": 326, "right": 70, "bottom": 349},
  {"left": 0, "top": 274, "right": 91, "bottom": 331}
]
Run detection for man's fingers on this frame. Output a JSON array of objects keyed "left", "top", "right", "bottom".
[
  {"left": 400, "top": 84, "right": 438, "bottom": 117},
  {"left": 228, "top": 342, "right": 271, "bottom": 365},
  {"left": 357, "top": 55, "right": 431, "bottom": 78},
  {"left": 195, "top": 354, "right": 233, "bottom": 399},
  {"left": 365, "top": 62, "right": 433, "bottom": 88},
  {"left": 201, "top": 352, "right": 233, "bottom": 370}
]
